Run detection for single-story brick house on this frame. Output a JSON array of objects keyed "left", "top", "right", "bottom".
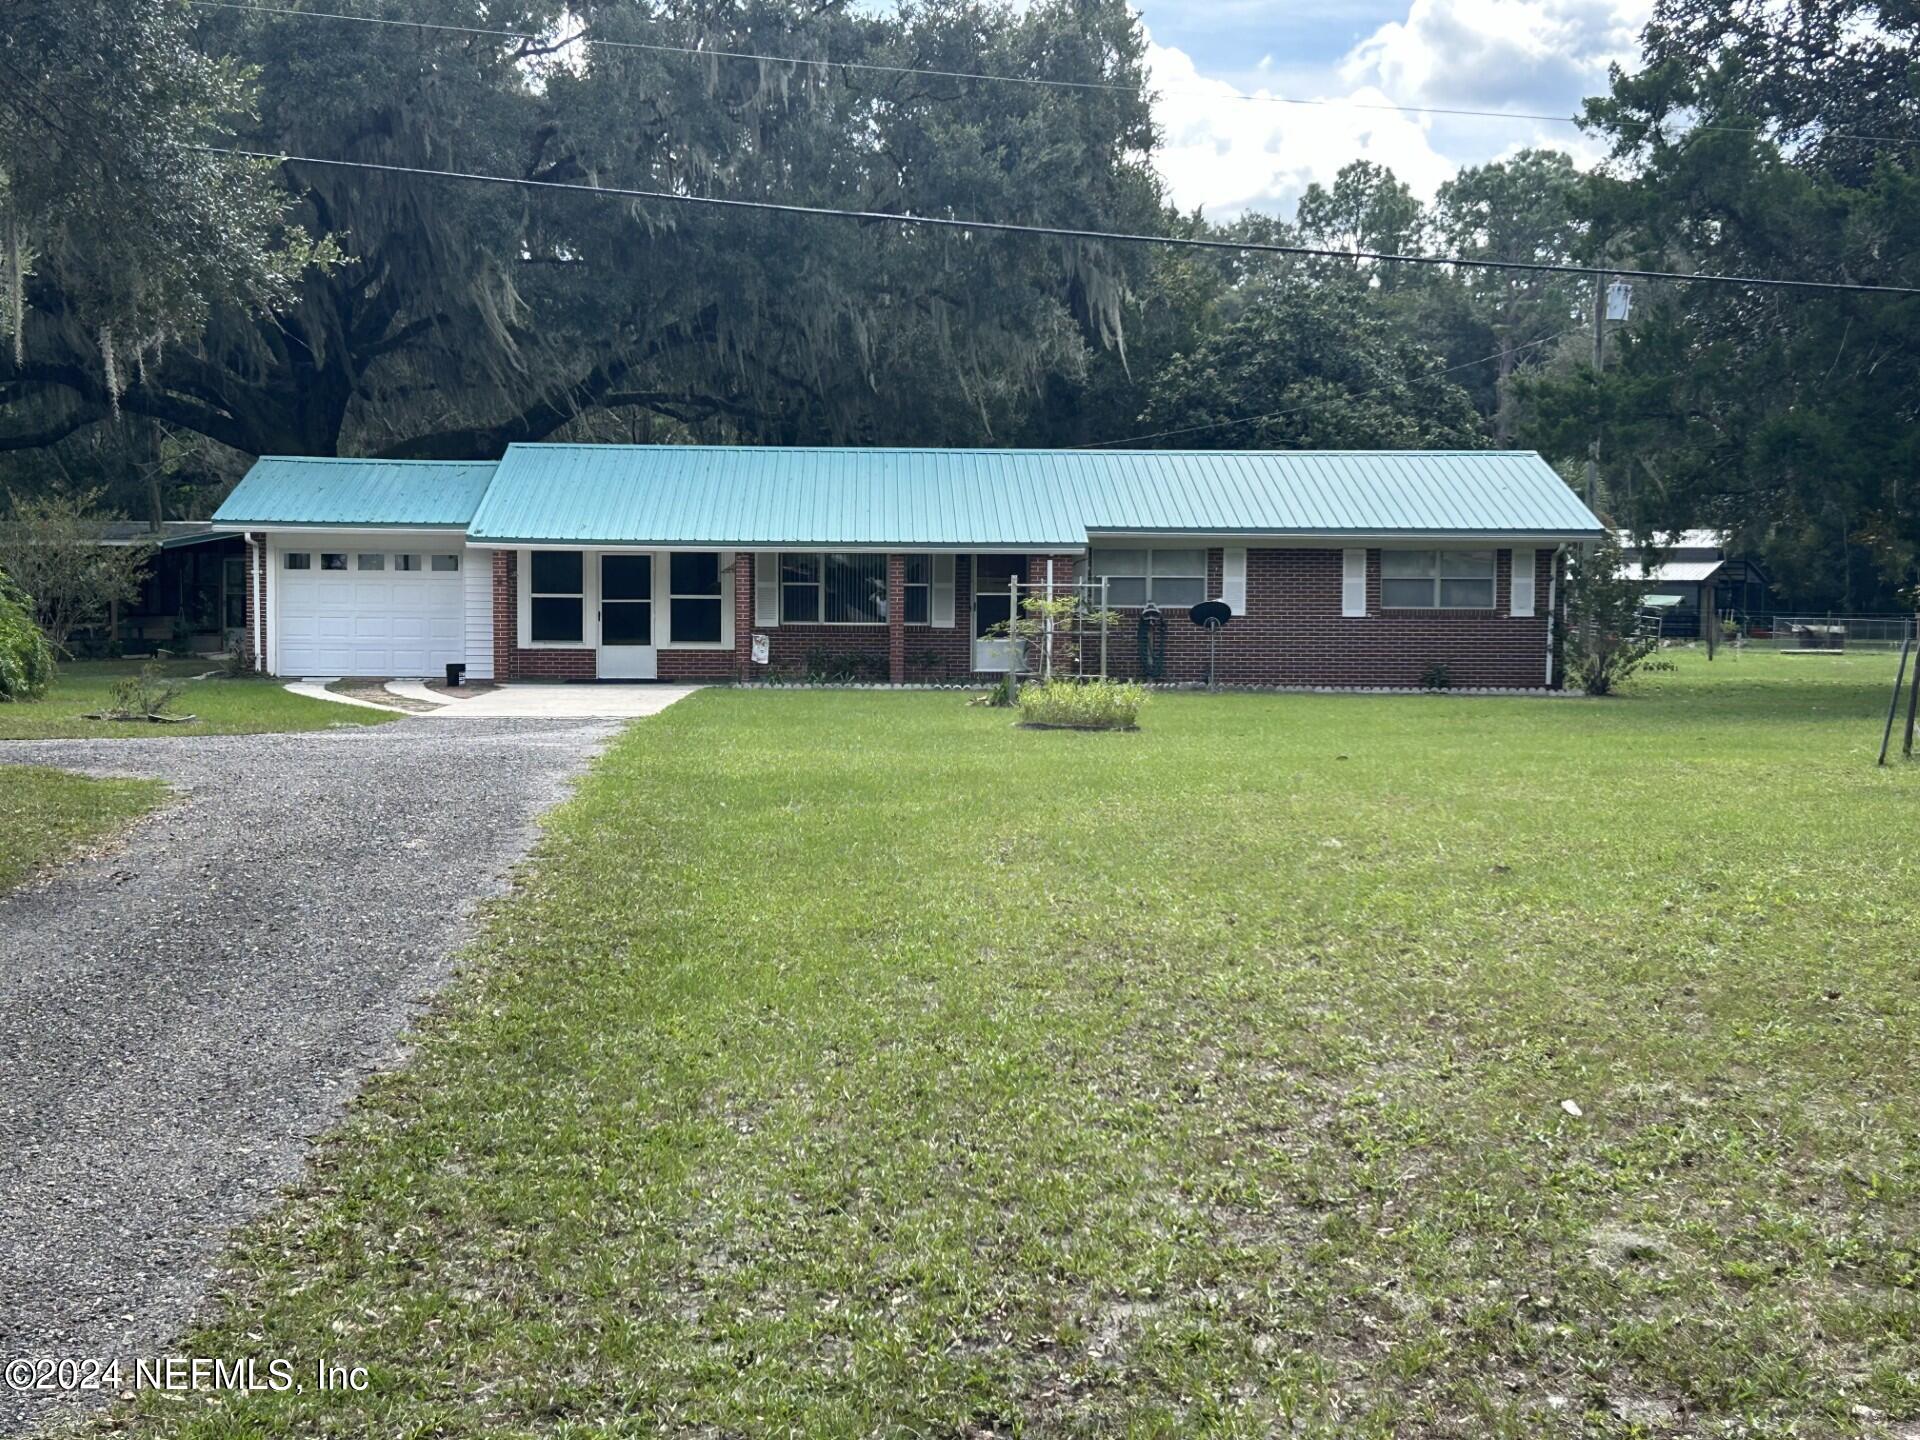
[{"left": 211, "top": 444, "right": 1604, "bottom": 689}]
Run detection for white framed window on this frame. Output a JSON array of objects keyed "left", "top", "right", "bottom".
[
  {"left": 283, "top": 552, "right": 312, "bottom": 570},
  {"left": 903, "top": 555, "right": 931, "bottom": 625},
  {"left": 777, "top": 552, "right": 888, "bottom": 624},
  {"left": 356, "top": 552, "right": 386, "bottom": 572},
  {"left": 320, "top": 552, "right": 347, "bottom": 571},
  {"left": 668, "top": 552, "right": 724, "bottom": 645},
  {"left": 1381, "top": 550, "right": 1497, "bottom": 609},
  {"left": 393, "top": 553, "right": 421, "bottom": 572},
  {"left": 430, "top": 553, "right": 460, "bottom": 573},
  {"left": 528, "top": 549, "right": 584, "bottom": 644},
  {"left": 1089, "top": 547, "right": 1208, "bottom": 607}
]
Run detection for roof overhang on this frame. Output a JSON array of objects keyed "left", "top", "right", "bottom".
[{"left": 1085, "top": 529, "right": 1603, "bottom": 546}]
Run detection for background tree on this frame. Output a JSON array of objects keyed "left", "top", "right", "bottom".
[
  {"left": 0, "top": 0, "right": 321, "bottom": 441},
  {"left": 1525, "top": 0, "right": 1919, "bottom": 609},
  {"left": 1137, "top": 271, "right": 1488, "bottom": 450}
]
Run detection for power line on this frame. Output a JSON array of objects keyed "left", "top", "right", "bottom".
[
  {"left": 1082, "top": 330, "right": 1577, "bottom": 449},
  {"left": 208, "top": 146, "right": 1920, "bottom": 297},
  {"left": 185, "top": 0, "right": 1914, "bottom": 148}
]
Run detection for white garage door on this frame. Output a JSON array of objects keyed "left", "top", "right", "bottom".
[{"left": 276, "top": 545, "right": 467, "bottom": 677}]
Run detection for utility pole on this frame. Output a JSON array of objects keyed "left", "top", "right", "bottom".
[{"left": 1587, "top": 271, "right": 1606, "bottom": 507}]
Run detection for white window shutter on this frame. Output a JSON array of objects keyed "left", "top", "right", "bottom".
[
  {"left": 754, "top": 553, "right": 779, "bottom": 627},
  {"left": 931, "top": 554, "right": 956, "bottom": 628},
  {"left": 1221, "top": 547, "right": 1248, "bottom": 616},
  {"left": 1509, "top": 549, "right": 1537, "bottom": 616},
  {"left": 1341, "top": 548, "right": 1368, "bottom": 617}
]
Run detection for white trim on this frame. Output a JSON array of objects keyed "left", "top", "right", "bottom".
[
  {"left": 930, "top": 554, "right": 956, "bottom": 628},
  {"left": 1341, "top": 548, "right": 1368, "bottom": 617},
  {"left": 1221, "top": 547, "right": 1247, "bottom": 616},
  {"left": 1087, "top": 530, "right": 1600, "bottom": 547},
  {"left": 663, "top": 550, "right": 733, "bottom": 650},
  {"left": 1510, "top": 548, "right": 1537, "bottom": 617},
  {"left": 754, "top": 555, "right": 779, "bottom": 628},
  {"left": 520, "top": 547, "right": 590, "bottom": 649}
]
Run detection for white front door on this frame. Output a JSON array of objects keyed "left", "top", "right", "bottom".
[
  {"left": 597, "top": 553, "right": 657, "bottom": 679},
  {"left": 971, "top": 555, "right": 1027, "bottom": 673}
]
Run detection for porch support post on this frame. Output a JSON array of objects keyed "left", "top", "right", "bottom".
[
  {"left": 887, "top": 553, "right": 907, "bottom": 685},
  {"left": 733, "top": 553, "right": 754, "bottom": 682}
]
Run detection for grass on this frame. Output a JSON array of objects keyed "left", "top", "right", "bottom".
[
  {"left": 0, "top": 765, "right": 165, "bottom": 893},
  {"left": 0, "top": 659, "right": 394, "bottom": 740},
  {"left": 106, "top": 649, "right": 1920, "bottom": 1437}
]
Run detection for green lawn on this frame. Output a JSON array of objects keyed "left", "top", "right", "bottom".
[
  {"left": 0, "top": 765, "right": 166, "bottom": 892},
  {"left": 0, "top": 659, "right": 393, "bottom": 739},
  {"left": 111, "top": 651, "right": 1920, "bottom": 1438}
]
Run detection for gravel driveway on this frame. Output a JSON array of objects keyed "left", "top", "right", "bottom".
[{"left": 0, "top": 717, "right": 620, "bottom": 1436}]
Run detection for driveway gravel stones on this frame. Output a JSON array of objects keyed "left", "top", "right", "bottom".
[{"left": 0, "top": 717, "right": 620, "bottom": 1436}]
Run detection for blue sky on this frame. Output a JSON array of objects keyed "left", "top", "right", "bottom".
[{"left": 1131, "top": 0, "right": 1649, "bottom": 217}]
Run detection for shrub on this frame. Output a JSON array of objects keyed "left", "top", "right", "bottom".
[
  {"left": 0, "top": 568, "right": 55, "bottom": 702},
  {"left": 1016, "top": 678, "right": 1146, "bottom": 731},
  {"left": 1419, "top": 661, "right": 1453, "bottom": 691},
  {"left": 104, "top": 662, "right": 183, "bottom": 720},
  {"left": 1563, "top": 532, "right": 1674, "bottom": 696}
]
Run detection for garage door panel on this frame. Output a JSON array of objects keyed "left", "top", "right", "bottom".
[{"left": 278, "top": 545, "right": 467, "bottom": 676}]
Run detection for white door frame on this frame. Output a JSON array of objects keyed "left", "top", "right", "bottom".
[
  {"left": 596, "top": 550, "right": 658, "bottom": 679},
  {"left": 971, "top": 553, "right": 1027, "bottom": 673}
]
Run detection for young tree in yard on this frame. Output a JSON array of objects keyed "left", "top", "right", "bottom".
[
  {"left": 0, "top": 490, "right": 152, "bottom": 655},
  {"left": 1562, "top": 529, "right": 1668, "bottom": 696}
]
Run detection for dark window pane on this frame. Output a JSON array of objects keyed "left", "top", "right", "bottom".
[
  {"left": 357, "top": 553, "right": 385, "bottom": 571},
  {"left": 1381, "top": 578, "right": 1434, "bottom": 608},
  {"left": 904, "top": 555, "right": 930, "bottom": 586},
  {"left": 531, "top": 549, "right": 583, "bottom": 595},
  {"left": 531, "top": 596, "right": 583, "bottom": 643},
  {"left": 670, "top": 551, "right": 720, "bottom": 595},
  {"left": 781, "top": 584, "right": 818, "bottom": 624},
  {"left": 671, "top": 597, "right": 722, "bottom": 643},
  {"left": 321, "top": 553, "right": 347, "bottom": 571},
  {"left": 781, "top": 554, "right": 819, "bottom": 585},
  {"left": 283, "top": 552, "right": 311, "bottom": 570},
  {"left": 602, "top": 600, "right": 652, "bottom": 645},
  {"left": 1153, "top": 576, "right": 1204, "bottom": 608},
  {"left": 430, "top": 554, "right": 460, "bottom": 572},
  {"left": 825, "top": 553, "right": 887, "bottom": 623},
  {"left": 904, "top": 587, "right": 929, "bottom": 624},
  {"left": 1438, "top": 578, "right": 1494, "bottom": 608},
  {"left": 601, "top": 553, "right": 651, "bottom": 601}
]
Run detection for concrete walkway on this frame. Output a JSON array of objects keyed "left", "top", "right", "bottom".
[{"left": 385, "top": 680, "right": 701, "bottom": 719}]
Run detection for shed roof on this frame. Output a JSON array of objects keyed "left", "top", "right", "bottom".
[
  {"left": 466, "top": 445, "right": 1602, "bottom": 547},
  {"left": 214, "top": 457, "right": 497, "bottom": 529},
  {"left": 1637, "top": 560, "right": 1725, "bottom": 585}
]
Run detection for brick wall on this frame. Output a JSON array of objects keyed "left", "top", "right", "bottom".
[
  {"left": 1099, "top": 547, "right": 1558, "bottom": 688},
  {"left": 491, "top": 548, "right": 597, "bottom": 680},
  {"left": 485, "top": 545, "right": 1561, "bottom": 689}
]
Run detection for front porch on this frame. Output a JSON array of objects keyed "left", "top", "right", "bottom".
[{"left": 484, "top": 548, "right": 1082, "bottom": 686}]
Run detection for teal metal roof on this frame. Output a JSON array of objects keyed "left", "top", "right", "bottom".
[
  {"left": 469, "top": 445, "right": 1601, "bottom": 546},
  {"left": 213, "top": 457, "right": 497, "bottom": 529},
  {"left": 470, "top": 445, "right": 1090, "bottom": 547}
]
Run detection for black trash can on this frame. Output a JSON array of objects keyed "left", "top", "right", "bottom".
[{"left": 445, "top": 663, "right": 466, "bottom": 688}]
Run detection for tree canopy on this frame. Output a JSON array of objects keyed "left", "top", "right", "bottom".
[{"left": 2, "top": 0, "right": 1915, "bottom": 609}]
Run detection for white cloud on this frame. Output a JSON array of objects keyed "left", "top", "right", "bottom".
[
  {"left": 1143, "top": 0, "right": 1647, "bottom": 218},
  {"left": 1146, "top": 36, "right": 1458, "bottom": 219},
  {"left": 1342, "top": 0, "right": 1647, "bottom": 116}
]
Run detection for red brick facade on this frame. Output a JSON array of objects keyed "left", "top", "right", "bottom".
[
  {"left": 1099, "top": 547, "right": 1560, "bottom": 689},
  {"left": 481, "top": 545, "right": 1563, "bottom": 689}
]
